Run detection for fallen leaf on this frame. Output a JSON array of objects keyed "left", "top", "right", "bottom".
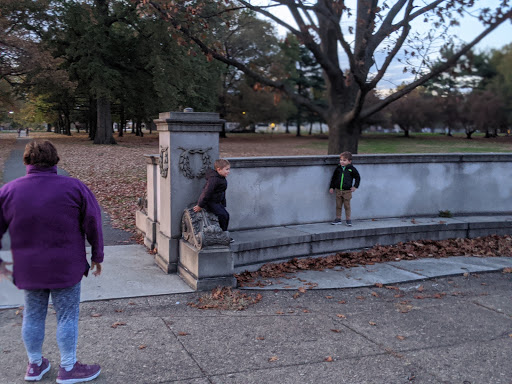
[
  {"left": 375, "top": 283, "right": 384, "bottom": 288},
  {"left": 338, "top": 300, "right": 346, "bottom": 304},
  {"left": 414, "top": 295, "right": 424, "bottom": 300},
  {"left": 417, "top": 285, "right": 424, "bottom": 292},
  {"left": 325, "top": 356, "right": 333, "bottom": 362},
  {"left": 138, "top": 345, "right": 147, "bottom": 349},
  {"left": 114, "top": 309, "right": 124, "bottom": 313},
  {"left": 371, "top": 291, "right": 379, "bottom": 298},
  {"left": 293, "top": 292, "right": 301, "bottom": 299},
  {"left": 268, "top": 356, "right": 279, "bottom": 362},
  {"left": 298, "top": 287, "right": 307, "bottom": 293},
  {"left": 325, "top": 296, "right": 333, "bottom": 299},
  {"left": 396, "top": 335, "right": 406, "bottom": 340},
  {"left": 111, "top": 321, "right": 127, "bottom": 328},
  {"left": 503, "top": 268, "right": 512, "bottom": 273},
  {"left": 302, "top": 309, "right": 310, "bottom": 313},
  {"left": 256, "top": 336, "right": 265, "bottom": 340},
  {"left": 336, "top": 314, "right": 346, "bottom": 319},
  {"left": 331, "top": 329, "right": 341, "bottom": 333},
  {"left": 177, "top": 332, "right": 189, "bottom": 336},
  {"left": 385, "top": 286, "right": 400, "bottom": 291},
  {"left": 368, "top": 321, "right": 377, "bottom": 326},
  {"left": 91, "top": 313, "right": 102, "bottom": 318},
  {"left": 276, "top": 311, "right": 284, "bottom": 315},
  {"left": 356, "top": 296, "right": 365, "bottom": 300}
]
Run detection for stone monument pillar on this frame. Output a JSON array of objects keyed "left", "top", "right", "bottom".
[{"left": 154, "top": 111, "right": 224, "bottom": 273}]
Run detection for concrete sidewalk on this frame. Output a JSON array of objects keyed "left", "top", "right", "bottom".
[
  {"left": 1, "top": 271, "right": 511, "bottom": 383},
  {"left": 0, "top": 245, "right": 193, "bottom": 309}
]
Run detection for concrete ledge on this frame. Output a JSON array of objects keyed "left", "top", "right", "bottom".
[{"left": 231, "top": 215, "right": 512, "bottom": 274}]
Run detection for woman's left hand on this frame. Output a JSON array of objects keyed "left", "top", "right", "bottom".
[{"left": 91, "top": 262, "right": 102, "bottom": 276}]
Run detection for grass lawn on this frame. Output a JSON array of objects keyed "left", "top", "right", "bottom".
[{"left": 298, "top": 132, "right": 512, "bottom": 154}]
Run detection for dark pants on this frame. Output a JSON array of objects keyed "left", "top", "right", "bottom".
[{"left": 207, "top": 202, "right": 229, "bottom": 231}]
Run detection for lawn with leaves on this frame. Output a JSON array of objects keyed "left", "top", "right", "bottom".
[
  {"left": 4, "top": 132, "right": 158, "bottom": 233},
  {"left": 0, "top": 133, "right": 16, "bottom": 184}
]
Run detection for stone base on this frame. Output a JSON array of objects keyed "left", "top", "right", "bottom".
[
  {"left": 155, "top": 231, "right": 179, "bottom": 274},
  {"left": 178, "top": 239, "right": 235, "bottom": 290},
  {"left": 136, "top": 210, "right": 158, "bottom": 250},
  {"left": 154, "top": 253, "right": 177, "bottom": 274}
]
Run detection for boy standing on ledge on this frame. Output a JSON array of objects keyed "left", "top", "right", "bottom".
[
  {"left": 329, "top": 151, "right": 361, "bottom": 226},
  {"left": 193, "top": 159, "right": 232, "bottom": 239}
]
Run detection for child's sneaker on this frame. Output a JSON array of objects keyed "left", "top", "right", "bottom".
[
  {"left": 56, "top": 361, "right": 101, "bottom": 384},
  {"left": 331, "top": 218, "right": 343, "bottom": 225},
  {"left": 346, "top": 220, "right": 352, "bottom": 227},
  {"left": 24, "top": 357, "right": 51, "bottom": 381}
]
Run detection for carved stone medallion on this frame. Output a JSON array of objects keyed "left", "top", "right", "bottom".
[{"left": 178, "top": 147, "right": 212, "bottom": 179}]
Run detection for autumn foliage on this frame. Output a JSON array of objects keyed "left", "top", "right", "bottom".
[
  {"left": 236, "top": 235, "right": 512, "bottom": 287},
  {"left": 187, "top": 286, "right": 263, "bottom": 311}
]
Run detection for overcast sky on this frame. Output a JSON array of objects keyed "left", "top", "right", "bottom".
[{"left": 252, "top": 1, "right": 512, "bottom": 89}]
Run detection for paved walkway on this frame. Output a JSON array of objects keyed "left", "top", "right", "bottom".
[{"left": 1, "top": 272, "right": 512, "bottom": 383}]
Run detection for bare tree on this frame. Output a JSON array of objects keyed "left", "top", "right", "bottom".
[{"left": 142, "top": 0, "right": 512, "bottom": 153}]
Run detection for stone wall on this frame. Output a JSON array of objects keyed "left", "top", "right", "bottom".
[{"left": 226, "top": 153, "right": 512, "bottom": 230}]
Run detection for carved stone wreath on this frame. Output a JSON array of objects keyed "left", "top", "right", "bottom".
[
  {"left": 159, "top": 146, "right": 169, "bottom": 178},
  {"left": 178, "top": 147, "right": 212, "bottom": 179}
]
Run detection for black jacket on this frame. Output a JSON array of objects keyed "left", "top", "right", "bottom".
[
  {"left": 329, "top": 164, "right": 361, "bottom": 191},
  {"left": 197, "top": 169, "right": 227, "bottom": 207}
]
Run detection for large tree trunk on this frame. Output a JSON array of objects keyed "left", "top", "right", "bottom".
[
  {"left": 88, "top": 98, "right": 96, "bottom": 140},
  {"left": 118, "top": 105, "right": 124, "bottom": 137},
  {"left": 327, "top": 116, "right": 361, "bottom": 154},
  {"left": 64, "top": 112, "right": 72, "bottom": 136},
  {"left": 94, "top": 97, "right": 116, "bottom": 144}
]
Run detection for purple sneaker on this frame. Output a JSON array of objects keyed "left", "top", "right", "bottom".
[
  {"left": 25, "top": 357, "right": 51, "bottom": 381},
  {"left": 56, "top": 361, "right": 101, "bottom": 384}
]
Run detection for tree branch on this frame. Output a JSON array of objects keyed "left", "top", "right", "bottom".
[
  {"left": 147, "top": 1, "right": 328, "bottom": 120},
  {"left": 366, "top": 0, "right": 413, "bottom": 91},
  {"left": 360, "top": 9, "right": 512, "bottom": 120}
]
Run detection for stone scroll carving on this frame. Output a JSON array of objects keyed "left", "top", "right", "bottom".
[
  {"left": 178, "top": 147, "right": 212, "bottom": 179},
  {"left": 181, "top": 207, "right": 230, "bottom": 250},
  {"left": 159, "top": 146, "right": 169, "bottom": 178}
]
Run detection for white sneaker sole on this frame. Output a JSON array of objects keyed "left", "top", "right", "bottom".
[
  {"left": 56, "top": 369, "right": 101, "bottom": 384},
  {"left": 24, "top": 362, "right": 51, "bottom": 381}
]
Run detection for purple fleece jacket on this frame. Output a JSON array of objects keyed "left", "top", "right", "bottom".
[{"left": 0, "top": 165, "right": 104, "bottom": 289}]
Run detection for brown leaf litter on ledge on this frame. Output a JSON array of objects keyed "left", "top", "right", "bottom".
[{"left": 235, "top": 235, "right": 512, "bottom": 287}]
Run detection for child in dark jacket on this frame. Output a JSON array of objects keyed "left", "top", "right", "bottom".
[
  {"left": 329, "top": 151, "right": 361, "bottom": 226},
  {"left": 193, "top": 159, "right": 231, "bottom": 232}
]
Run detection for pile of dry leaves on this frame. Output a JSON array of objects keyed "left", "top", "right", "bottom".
[
  {"left": 236, "top": 235, "right": 512, "bottom": 287},
  {"left": 187, "top": 287, "right": 263, "bottom": 311}
]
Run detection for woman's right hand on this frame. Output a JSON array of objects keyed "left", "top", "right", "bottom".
[{"left": 0, "top": 261, "right": 13, "bottom": 282}]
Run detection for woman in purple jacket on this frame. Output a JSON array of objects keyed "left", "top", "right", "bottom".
[{"left": 0, "top": 141, "right": 103, "bottom": 383}]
